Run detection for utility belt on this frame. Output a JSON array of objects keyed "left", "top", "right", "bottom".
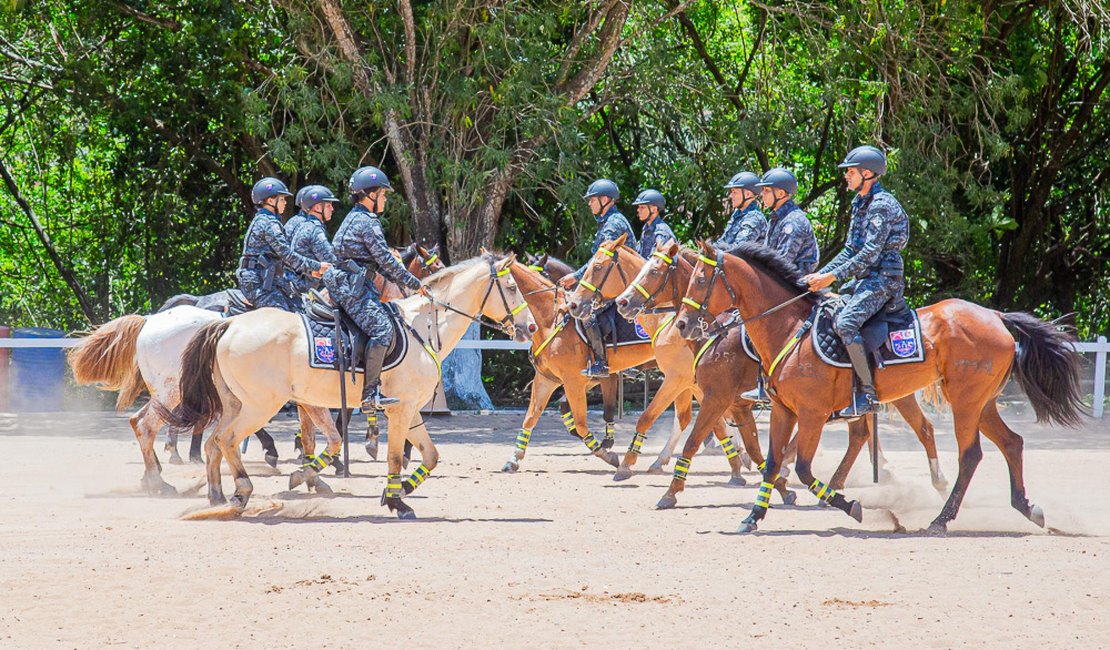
[
  {"left": 239, "top": 255, "right": 286, "bottom": 291},
  {"left": 337, "top": 258, "right": 378, "bottom": 292}
]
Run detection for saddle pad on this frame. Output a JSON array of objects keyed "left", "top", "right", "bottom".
[
  {"left": 812, "top": 302, "right": 925, "bottom": 368},
  {"left": 301, "top": 303, "right": 408, "bottom": 372},
  {"left": 572, "top": 302, "right": 651, "bottom": 348},
  {"left": 739, "top": 324, "right": 760, "bottom": 362}
]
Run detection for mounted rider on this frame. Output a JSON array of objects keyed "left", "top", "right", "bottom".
[
  {"left": 738, "top": 167, "right": 819, "bottom": 404},
  {"left": 237, "top": 177, "right": 329, "bottom": 311},
  {"left": 802, "top": 146, "right": 909, "bottom": 419},
  {"left": 326, "top": 166, "right": 429, "bottom": 411},
  {"left": 558, "top": 178, "right": 636, "bottom": 378},
  {"left": 632, "top": 189, "right": 676, "bottom": 258},
  {"left": 290, "top": 185, "right": 339, "bottom": 293},
  {"left": 714, "top": 171, "right": 766, "bottom": 248}
]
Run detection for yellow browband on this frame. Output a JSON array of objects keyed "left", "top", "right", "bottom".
[{"left": 423, "top": 253, "right": 439, "bottom": 267}]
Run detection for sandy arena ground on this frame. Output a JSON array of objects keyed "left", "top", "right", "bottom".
[{"left": 1, "top": 405, "right": 1109, "bottom": 648}]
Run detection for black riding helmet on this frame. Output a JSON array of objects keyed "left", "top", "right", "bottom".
[
  {"left": 251, "top": 177, "right": 292, "bottom": 206},
  {"left": 348, "top": 166, "right": 393, "bottom": 201}
]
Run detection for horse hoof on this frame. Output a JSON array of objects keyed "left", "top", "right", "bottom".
[
  {"left": 365, "top": 440, "right": 378, "bottom": 460},
  {"left": 228, "top": 495, "right": 249, "bottom": 510},
  {"left": 189, "top": 454, "right": 204, "bottom": 465},
  {"left": 740, "top": 453, "right": 753, "bottom": 471},
  {"left": 598, "top": 450, "right": 620, "bottom": 468},
  {"left": 1028, "top": 504, "right": 1046, "bottom": 528},
  {"left": 735, "top": 521, "right": 757, "bottom": 534},
  {"left": 264, "top": 453, "right": 279, "bottom": 469},
  {"left": 168, "top": 453, "right": 184, "bottom": 466},
  {"left": 848, "top": 500, "right": 863, "bottom": 523},
  {"left": 397, "top": 509, "right": 417, "bottom": 520},
  {"left": 288, "top": 470, "right": 305, "bottom": 490},
  {"left": 656, "top": 494, "right": 677, "bottom": 510},
  {"left": 613, "top": 466, "right": 633, "bottom": 482},
  {"left": 501, "top": 460, "right": 519, "bottom": 473},
  {"left": 209, "top": 494, "right": 227, "bottom": 506},
  {"left": 156, "top": 482, "right": 178, "bottom": 497},
  {"left": 646, "top": 462, "right": 666, "bottom": 475},
  {"left": 313, "top": 478, "right": 333, "bottom": 495},
  {"left": 600, "top": 437, "right": 615, "bottom": 451},
  {"left": 781, "top": 490, "right": 798, "bottom": 506},
  {"left": 925, "top": 521, "right": 948, "bottom": 536},
  {"left": 727, "top": 474, "right": 747, "bottom": 487},
  {"left": 332, "top": 459, "right": 345, "bottom": 476}
]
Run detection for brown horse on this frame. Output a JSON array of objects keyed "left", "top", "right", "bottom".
[
  {"left": 675, "top": 241, "right": 1084, "bottom": 533},
  {"left": 503, "top": 260, "right": 684, "bottom": 470}
]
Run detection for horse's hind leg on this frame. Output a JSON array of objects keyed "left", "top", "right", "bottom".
[
  {"left": 567, "top": 380, "right": 619, "bottom": 467},
  {"left": 892, "top": 394, "right": 948, "bottom": 493},
  {"left": 164, "top": 427, "right": 184, "bottom": 465},
  {"left": 131, "top": 403, "right": 176, "bottom": 496},
  {"left": 291, "top": 406, "right": 343, "bottom": 495},
  {"left": 599, "top": 375, "right": 618, "bottom": 450},
  {"left": 729, "top": 402, "right": 794, "bottom": 503},
  {"left": 978, "top": 401, "right": 1042, "bottom": 527},
  {"left": 621, "top": 376, "right": 686, "bottom": 479},
  {"left": 254, "top": 427, "right": 280, "bottom": 468}
]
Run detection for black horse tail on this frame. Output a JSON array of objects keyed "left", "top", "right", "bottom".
[
  {"left": 1000, "top": 312, "right": 1085, "bottom": 427},
  {"left": 156, "top": 293, "right": 199, "bottom": 313},
  {"left": 155, "top": 320, "right": 230, "bottom": 432}
]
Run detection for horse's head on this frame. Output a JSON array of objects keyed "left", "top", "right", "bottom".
[
  {"left": 486, "top": 253, "right": 537, "bottom": 343},
  {"left": 567, "top": 233, "right": 640, "bottom": 320},
  {"left": 616, "top": 238, "right": 681, "bottom": 320},
  {"left": 414, "top": 244, "right": 444, "bottom": 277},
  {"left": 675, "top": 241, "right": 735, "bottom": 340}
]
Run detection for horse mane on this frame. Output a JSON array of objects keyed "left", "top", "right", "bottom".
[
  {"left": 721, "top": 241, "right": 811, "bottom": 294},
  {"left": 677, "top": 247, "right": 700, "bottom": 266},
  {"left": 423, "top": 253, "right": 498, "bottom": 290}
]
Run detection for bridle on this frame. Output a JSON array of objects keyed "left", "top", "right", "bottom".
[
  {"left": 625, "top": 249, "right": 683, "bottom": 317},
  {"left": 577, "top": 246, "right": 630, "bottom": 313},
  {"left": 428, "top": 259, "right": 529, "bottom": 337}
]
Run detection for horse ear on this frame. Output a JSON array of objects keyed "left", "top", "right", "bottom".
[
  {"left": 614, "top": 232, "right": 628, "bottom": 247},
  {"left": 499, "top": 253, "right": 517, "bottom": 270},
  {"left": 417, "top": 244, "right": 430, "bottom": 256},
  {"left": 698, "top": 240, "right": 715, "bottom": 255},
  {"left": 664, "top": 238, "right": 680, "bottom": 256},
  {"left": 431, "top": 243, "right": 440, "bottom": 254},
  {"left": 540, "top": 253, "right": 549, "bottom": 266}
]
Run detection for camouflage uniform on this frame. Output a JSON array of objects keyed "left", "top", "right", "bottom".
[
  {"left": 327, "top": 204, "right": 420, "bottom": 347},
  {"left": 820, "top": 182, "right": 909, "bottom": 343},
  {"left": 290, "top": 214, "right": 337, "bottom": 293},
  {"left": 764, "top": 199, "right": 819, "bottom": 274},
  {"left": 237, "top": 207, "right": 322, "bottom": 311},
  {"left": 637, "top": 217, "right": 676, "bottom": 259},
  {"left": 573, "top": 207, "right": 637, "bottom": 279},
  {"left": 715, "top": 202, "right": 768, "bottom": 248}
]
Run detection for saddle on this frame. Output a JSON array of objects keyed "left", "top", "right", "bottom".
[
  {"left": 811, "top": 297, "right": 924, "bottom": 368},
  {"left": 573, "top": 302, "right": 651, "bottom": 347},
  {"left": 301, "top": 290, "right": 408, "bottom": 373}
]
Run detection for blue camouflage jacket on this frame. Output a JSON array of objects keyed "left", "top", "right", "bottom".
[
  {"left": 765, "top": 199, "right": 819, "bottom": 274},
  {"left": 637, "top": 217, "right": 676, "bottom": 258},
  {"left": 821, "top": 182, "right": 909, "bottom": 281},
  {"left": 331, "top": 204, "right": 421, "bottom": 292},
  {"left": 290, "top": 215, "right": 337, "bottom": 292},
  {"left": 238, "top": 208, "right": 321, "bottom": 276},
  {"left": 715, "top": 202, "right": 768, "bottom": 248},
  {"left": 574, "top": 207, "right": 636, "bottom": 279}
]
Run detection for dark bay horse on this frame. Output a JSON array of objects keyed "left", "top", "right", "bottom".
[{"left": 675, "top": 241, "right": 1084, "bottom": 533}]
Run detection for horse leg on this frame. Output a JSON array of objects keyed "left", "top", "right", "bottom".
[
  {"left": 165, "top": 427, "right": 184, "bottom": 465},
  {"left": 188, "top": 423, "right": 204, "bottom": 464},
  {"left": 381, "top": 405, "right": 419, "bottom": 519},
  {"left": 364, "top": 409, "right": 381, "bottom": 460},
  {"left": 504, "top": 373, "right": 559, "bottom": 473},
  {"left": 789, "top": 411, "right": 864, "bottom": 525},
  {"left": 599, "top": 375, "right": 618, "bottom": 450},
  {"left": 204, "top": 426, "right": 226, "bottom": 506},
  {"left": 292, "top": 406, "right": 343, "bottom": 495},
  {"left": 978, "top": 401, "right": 1043, "bottom": 528},
  {"left": 729, "top": 402, "right": 795, "bottom": 504},
  {"left": 254, "top": 428, "right": 279, "bottom": 468},
  {"left": 829, "top": 417, "right": 871, "bottom": 490},
  {"left": 131, "top": 403, "right": 176, "bottom": 496},
  {"left": 710, "top": 418, "right": 747, "bottom": 486},
  {"left": 401, "top": 416, "right": 439, "bottom": 499},
  {"left": 892, "top": 394, "right": 947, "bottom": 493},
  {"left": 289, "top": 409, "right": 319, "bottom": 491},
  {"left": 926, "top": 405, "right": 984, "bottom": 535},
  {"left": 566, "top": 380, "right": 619, "bottom": 467},
  {"left": 618, "top": 378, "right": 685, "bottom": 480},
  {"left": 656, "top": 392, "right": 732, "bottom": 509},
  {"left": 737, "top": 406, "right": 798, "bottom": 533}
]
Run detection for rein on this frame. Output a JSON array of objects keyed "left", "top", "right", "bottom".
[
  {"left": 626, "top": 249, "right": 683, "bottom": 316},
  {"left": 427, "top": 260, "right": 528, "bottom": 337},
  {"left": 578, "top": 246, "right": 630, "bottom": 312}
]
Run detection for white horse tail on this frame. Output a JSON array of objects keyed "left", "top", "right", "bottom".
[
  {"left": 157, "top": 320, "right": 230, "bottom": 432},
  {"left": 68, "top": 314, "right": 147, "bottom": 411}
]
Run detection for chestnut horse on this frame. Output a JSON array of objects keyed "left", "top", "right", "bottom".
[{"left": 675, "top": 241, "right": 1084, "bottom": 533}]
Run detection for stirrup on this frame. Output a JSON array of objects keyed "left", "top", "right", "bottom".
[
  {"left": 581, "top": 362, "right": 610, "bottom": 378},
  {"left": 739, "top": 385, "right": 770, "bottom": 404},
  {"left": 361, "top": 386, "right": 399, "bottom": 411},
  {"left": 832, "top": 391, "right": 877, "bottom": 420}
]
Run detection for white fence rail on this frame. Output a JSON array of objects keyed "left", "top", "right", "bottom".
[{"left": 4, "top": 335, "right": 1110, "bottom": 417}]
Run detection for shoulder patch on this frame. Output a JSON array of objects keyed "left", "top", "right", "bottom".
[
  {"left": 871, "top": 216, "right": 883, "bottom": 227},
  {"left": 783, "top": 224, "right": 793, "bottom": 235}
]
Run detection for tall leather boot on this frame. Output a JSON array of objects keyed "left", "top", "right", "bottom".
[
  {"left": 360, "top": 345, "right": 399, "bottom": 411},
  {"left": 581, "top": 320, "right": 610, "bottom": 377},
  {"left": 835, "top": 335, "right": 878, "bottom": 420}
]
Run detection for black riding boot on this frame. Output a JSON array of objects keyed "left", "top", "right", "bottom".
[
  {"left": 582, "top": 321, "right": 610, "bottom": 377},
  {"left": 834, "top": 335, "right": 878, "bottom": 420},
  {"left": 360, "top": 345, "right": 399, "bottom": 411},
  {"left": 739, "top": 374, "right": 770, "bottom": 404}
]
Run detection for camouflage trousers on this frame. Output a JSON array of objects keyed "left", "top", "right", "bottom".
[
  {"left": 239, "top": 270, "right": 302, "bottom": 312},
  {"left": 833, "top": 274, "right": 904, "bottom": 344},
  {"left": 338, "top": 289, "right": 393, "bottom": 348}
]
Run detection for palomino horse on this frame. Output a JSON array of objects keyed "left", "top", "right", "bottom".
[
  {"left": 160, "top": 254, "right": 536, "bottom": 519},
  {"left": 675, "top": 241, "right": 1084, "bottom": 533},
  {"left": 611, "top": 238, "right": 948, "bottom": 509},
  {"left": 501, "top": 259, "right": 686, "bottom": 471},
  {"left": 68, "top": 306, "right": 285, "bottom": 495}
]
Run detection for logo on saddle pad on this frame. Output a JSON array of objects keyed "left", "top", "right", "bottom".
[
  {"left": 889, "top": 328, "right": 918, "bottom": 358},
  {"left": 314, "top": 336, "right": 336, "bottom": 364},
  {"left": 634, "top": 321, "right": 650, "bottom": 340}
]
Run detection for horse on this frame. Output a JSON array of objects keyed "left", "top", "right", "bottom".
[
  {"left": 159, "top": 253, "right": 536, "bottom": 519},
  {"left": 68, "top": 305, "right": 289, "bottom": 495},
  {"left": 608, "top": 238, "right": 948, "bottom": 509},
  {"left": 674, "top": 240, "right": 1084, "bottom": 533}
]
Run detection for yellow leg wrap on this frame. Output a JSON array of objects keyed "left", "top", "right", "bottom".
[
  {"left": 673, "top": 456, "right": 691, "bottom": 482},
  {"left": 583, "top": 433, "right": 601, "bottom": 452},
  {"left": 604, "top": 422, "right": 615, "bottom": 436},
  {"left": 367, "top": 413, "right": 378, "bottom": 425},
  {"left": 809, "top": 479, "right": 837, "bottom": 503},
  {"left": 628, "top": 432, "right": 646, "bottom": 455},
  {"left": 754, "top": 481, "right": 774, "bottom": 510},
  {"left": 720, "top": 435, "right": 738, "bottom": 459},
  {"left": 304, "top": 451, "right": 335, "bottom": 472},
  {"left": 561, "top": 411, "right": 576, "bottom": 434},
  {"left": 405, "top": 463, "right": 431, "bottom": 492},
  {"left": 757, "top": 461, "right": 781, "bottom": 482},
  {"left": 385, "top": 473, "right": 403, "bottom": 499},
  {"left": 515, "top": 428, "right": 532, "bottom": 452}
]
